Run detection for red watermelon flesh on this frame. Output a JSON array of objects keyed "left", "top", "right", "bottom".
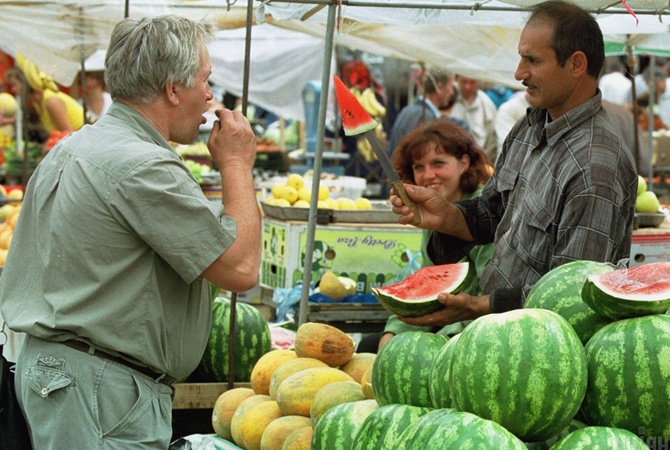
[
  {"left": 582, "top": 262, "right": 670, "bottom": 319},
  {"left": 590, "top": 262, "right": 670, "bottom": 299},
  {"left": 372, "top": 262, "right": 471, "bottom": 317},
  {"left": 332, "top": 74, "right": 379, "bottom": 136}
]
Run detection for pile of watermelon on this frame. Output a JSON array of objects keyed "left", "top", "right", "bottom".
[{"left": 202, "top": 261, "right": 670, "bottom": 448}]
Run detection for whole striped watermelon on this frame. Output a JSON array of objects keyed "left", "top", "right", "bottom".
[
  {"left": 372, "top": 331, "right": 448, "bottom": 407},
  {"left": 396, "top": 409, "right": 526, "bottom": 449},
  {"left": 428, "top": 333, "right": 461, "bottom": 409},
  {"left": 311, "top": 399, "right": 379, "bottom": 450},
  {"left": 581, "top": 261, "right": 670, "bottom": 319},
  {"left": 351, "top": 404, "right": 432, "bottom": 450},
  {"left": 524, "top": 260, "right": 614, "bottom": 344},
  {"left": 581, "top": 314, "right": 670, "bottom": 437},
  {"left": 524, "top": 419, "right": 586, "bottom": 450},
  {"left": 549, "top": 426, "right": 649, "bottom": 449},
  {"left": 449, "top": 309, "right": 587, "bottom": 442},
  {"left": 197, "top": 298, "right": 272, "bottom": 382}
]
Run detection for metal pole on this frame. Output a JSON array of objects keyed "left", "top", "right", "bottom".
[{"left": 298, "top": 3, "right": 338, "bottom": 327}]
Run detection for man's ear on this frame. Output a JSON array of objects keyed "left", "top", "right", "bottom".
[
  {"left": 570, "top": 51, "right": 588, "bottom": 78},
  {"left": 165, "top": 81, "right": 180, "bottom": 106}
]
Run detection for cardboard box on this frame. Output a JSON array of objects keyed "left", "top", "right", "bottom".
[{"left": 260, "top": 218, "right": 423, "bottom": 292}]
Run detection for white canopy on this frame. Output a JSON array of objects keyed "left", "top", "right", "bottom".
[{"left": 1, "top": 0, "right": 669, "bottom": 120}]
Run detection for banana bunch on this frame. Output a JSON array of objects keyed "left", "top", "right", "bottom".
[
  {"left": 349, "top": 86, "right": 387, "bottom": 118},
  {"left": 15, "top": 53, "right": 59, "bottom": 92},
  {"left": 356, "top": 124, "right": 388, "bottom": 163}
]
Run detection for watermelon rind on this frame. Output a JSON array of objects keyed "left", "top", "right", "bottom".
[
  {"left": 428, "top": 333, "right": 461, "bottom": 409},
  {"left": 581, "top": 315, "right": 670, "bottom": 438},
  {"left": 311, "top": 399, "right": 379, "bottom": 450},
  {"left": 524, "top": 260, "right": 614, "bottom": 344},
  {"left": 372, "top": 331, "right": 448, "bottom": 408},
  {"left": 524, "top": 419, "right": 586, "bottom": 450},
  {"left": 371, "top": 262, "right": 471, "bottom": 317},
  {"left": 351, "top": 404, "right": 432, "bottom": 450},
  {"left": 548, "top": 426, "right": 649, "bottom": 450},
  {"left": 449, "top": 309, "right": 587, "bottom": 442},
  {"left": 581, "top": 262, "right": 670, "bottom": 320},
  {"left": 396, "top": 409, "right": 526, "bottom": 449}
]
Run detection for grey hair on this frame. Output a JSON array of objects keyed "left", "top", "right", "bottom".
[{"left": 104, "top": 15, "right": 213, "bottom": 103}]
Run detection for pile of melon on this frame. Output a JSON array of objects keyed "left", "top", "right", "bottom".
[{"left": 211, "top": 322, "right": 378, "bottom": 450}]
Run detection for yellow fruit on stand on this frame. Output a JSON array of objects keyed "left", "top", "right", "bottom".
[
  {"left": 324, "top": 198, "right": 339, "bottom": 209},
  {"left": 0, "top": 248, "right": 8, "bottom": 266},
  {"left": 318, "top": 185, "right": 330, "bottom": 201},
  {"left": 0, "top": 227, "right": 13, "bottom": 250},
  {"left": 318, "top": 270, "right": 355, "bottom": 300},
  {"left": 317, "top": 200, "right": 329, "bottom": 208},
  {"left": 287, "top": 173, "right": 304, "bottom": 191},
  {"left": 354, "top": 197, "right": 372, "bottom": 210},
  {"left": 336, "top": 197, "right": 356, "bottom": 210},
  {"left": 293, "top": 200, "right": 310, "bottom": 208},
  {"left": 271, "top": 184, "right": 286, "bottom": 199},
  {"left": 6, "top": 189, "right": 22, "bottom": 205},
  {"left": 0, "top": 204, "right": 15, "bottom": 222},
  {"left": 281, "top": 186, "right": 299, "bottom": 204},
  {"left": 274, "top": 198, "right": 291, "bottom": 207},
  {"left": 297, "top": 187, "right": 311, "bottom": 203}
]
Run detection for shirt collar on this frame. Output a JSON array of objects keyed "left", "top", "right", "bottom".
[{"left": 105, "top": 101, "right": 174, "bottom": 152}]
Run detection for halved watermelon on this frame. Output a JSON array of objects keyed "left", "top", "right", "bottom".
[
  {"left": 372, "top": 262, "right": 471, "bottom": 317},
  {"left": 332, "top": 74, "right": 379, "bottom": 136},
  {"left": 581, "top": 262, "right": 670, "bottom": 320}
]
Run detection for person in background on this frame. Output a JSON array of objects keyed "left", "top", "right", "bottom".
[
  {"left": 494, "top": 89, "right": 530, "bottom": 159},
  {"left": 635, "top": 64, "right": 668, "bottom": 132},
  {"left": 386, "top": 67, "right": 456, "bottom": 155},
  {"left": 358, "top": 119, "right": 493, "bottom": 353},
  {"left": 598, "top": 57, "right": 632, "bottom": 106},
  {"left": 0, "top": 15, "right": 261, "bottom": 449},
  {"left": 448, "top": 75, "right": 498, "bottom": 164},
  {"left": 390, "top": 0, "right": 637, "bottom": 330},
  {"left": 5, "top": 54, "right": 84, "bottom": 133},
  {"left": 72, "top": 69, "right": 113, "bottom": 122}
]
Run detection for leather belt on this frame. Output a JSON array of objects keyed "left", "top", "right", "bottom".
[{"left": 62, "top": 340, "right": 177, "bottom": 386}]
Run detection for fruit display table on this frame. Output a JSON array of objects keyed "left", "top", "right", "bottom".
[{"left": 630, "top": 213, "right": 670, "bottom": 266}]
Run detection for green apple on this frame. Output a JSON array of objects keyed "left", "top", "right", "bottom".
[
  {"left": 636, "top": 190, "right": 660, "bottom": 213},
  {"left": 637, "top": 175, "right": 647, "bottom": 197}
]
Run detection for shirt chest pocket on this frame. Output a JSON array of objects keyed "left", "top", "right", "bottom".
[{"left": 513, "top": 187, "right": 554, "bottom": 272}]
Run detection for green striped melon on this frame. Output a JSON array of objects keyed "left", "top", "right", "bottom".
[
  {"left": 549, "top": 426, "right": 649, "bottom": 449},
  {"left": 351, "top": 404, "right": 432, "bottom": 450},
  {"left": 524, "top": 260, "right": 614, "bottom": 344},
  {"left": 428, "top": 333, "right": 461, "bottom": 409},
  {"left": 311, "top": 399, "right": 379, "bottom": 450},
  {"left": 372, "top": 331, "right": 448, "bottom": 407},
  {"left": 524, "top": 419, "right": 586, "bottom": 450},
  {"left": 396, "top": 409, "right": 526, "bottom": 449},
  {"left": 581, "top": 314, "right": 670, "bottom": 438},
  {"left": 449, "top": 309, "right": 587, "bottom": 442},
  {"left": 197, "top": 298, "right": 272, "bottom": 382},
  {"left": 581, "top": 261, "right": 670, "bottom": 320},
  {"left": 372, "top": 262, "right": 471, "bottom": 317}
]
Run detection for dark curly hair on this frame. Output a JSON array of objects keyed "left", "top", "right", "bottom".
[{"left": 391, "top": 118, "right": 491, "bottom": 195}]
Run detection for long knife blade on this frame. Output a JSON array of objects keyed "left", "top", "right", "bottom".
[{"left": 365, "top": 129, "right": 421, "bottom": 225}]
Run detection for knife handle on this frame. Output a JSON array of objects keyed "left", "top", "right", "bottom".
[{"left": 392, "top": 180, "right": 421, "bottom": 225}]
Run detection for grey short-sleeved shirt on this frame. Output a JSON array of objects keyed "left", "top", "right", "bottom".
[{"left": 0, "top": 102, "right": 236, "bottom": 380}]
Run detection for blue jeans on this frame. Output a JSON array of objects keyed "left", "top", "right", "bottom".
[{"left": 16, "top": 335, "right": 174, "bottom": 449}]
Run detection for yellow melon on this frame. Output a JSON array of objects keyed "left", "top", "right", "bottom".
[
  {"left": 259, "top": 415, "right": 312, "bottom": 450},
  {"left": 239, "top": 400, "right": 282, "bottom": 450},
  {"left": 282, "top": 426, "right": 313, "bottom": 450},
  {"left": 275, "top": 366, "right": 355, "bottom": 417},
  {"left": 339, "top": 352, "right": 376, "bottom": 383},
  {"left": 294, "top": 322, "right": 355, "bottom": 367},
  {"left": 268, "top": 357, "right": 328, "bottom": 400},
  {"left": 211, "top": 387, "right": 255, "bottom": 441},
  {"left": 230, "top": 394, "right": 271, "bottom": 447},
  {"left": 310, "top": 380, "right": 366, "bottom": 426},
  {"left": 360, "top": 365, "right": 374, "bottom": 400},
  {"left": 251, "top": 349, "right": 297, "bottom": 395}
]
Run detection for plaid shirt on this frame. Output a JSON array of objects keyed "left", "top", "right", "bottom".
[{"left": 429, "top": 91, "right": 637, "bottom": 312}]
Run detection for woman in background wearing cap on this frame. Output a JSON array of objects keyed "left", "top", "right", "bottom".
[{"left": 6, "top": 53, "right": 84, "bottom": 134}]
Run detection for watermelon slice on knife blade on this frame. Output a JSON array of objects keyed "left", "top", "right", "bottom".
[{"left": 332, "top": 74, "right": 379, "bottom": 136}]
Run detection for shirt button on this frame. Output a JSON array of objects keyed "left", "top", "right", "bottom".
[{"left": 41, "top": 388, "right": 48, "bottom": 396}]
